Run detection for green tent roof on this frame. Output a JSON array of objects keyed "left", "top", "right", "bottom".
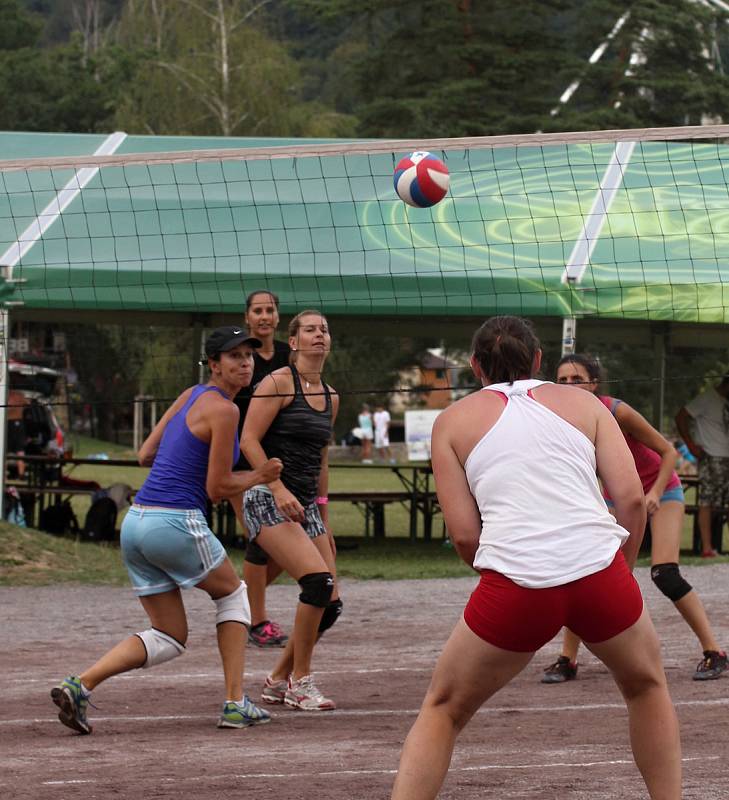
[{"left": 1, "top": 129, "right": 728, "bottom": 323}]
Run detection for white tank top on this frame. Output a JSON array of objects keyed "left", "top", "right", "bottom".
[{"left": 464, "top": 379, "right": 628, "bottom": 588}]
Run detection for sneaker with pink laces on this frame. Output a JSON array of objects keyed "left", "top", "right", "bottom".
[
  {"left": 261, "top": 675, "right": 288, "bottom": 704},
  {"left": 284, "top": 674, "right": 336, "bottom": 711},
  {"left": 248, "top": 620, "right": 288, "bottom": 648}
]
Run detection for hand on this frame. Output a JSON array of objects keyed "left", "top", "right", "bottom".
[
  {"left": 687, "top": 442, "right": 704, "bottom": 459},
  {"left": 273, "top": 485, "right": 305, "bottom": 522},
  {"left": 645, "top": 489, "right": 660, "bottom": 515},
  {"left": 257, "top": 458, "right": 283, "bottom": 484}
]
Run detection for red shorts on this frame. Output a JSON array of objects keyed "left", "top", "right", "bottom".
[{"left": 463, "top": 551, "right": 643, "bottom": 653}]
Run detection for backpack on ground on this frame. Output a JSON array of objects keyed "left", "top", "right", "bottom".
[
  {"left": 39, "top": 499, "right": 78, "bottom": 535},
  {"left": 82, "top": 496, "right": 118, "bottom": 542}
]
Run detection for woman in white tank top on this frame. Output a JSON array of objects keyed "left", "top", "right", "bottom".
[{"left": 391, "top": 316, "right": 681, "bottom": 800}]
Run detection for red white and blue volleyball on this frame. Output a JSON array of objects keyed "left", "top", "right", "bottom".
[{"left": 393, "top": 151, "right": 450, "bottom": 208}]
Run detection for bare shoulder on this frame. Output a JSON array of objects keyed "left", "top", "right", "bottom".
[
  {"left": 257, "top": 368, "right": 294, "bottom": 395},
  {"left": 434, "top": 389, "right": 502, "bottom": 433},
  {"left": 201, "top": 390, "right": 238, "bottom": 418}
]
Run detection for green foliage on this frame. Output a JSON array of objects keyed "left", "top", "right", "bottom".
[
  {"left": 112, "top": 0, "right": 356, "bottom": 137},
  {"left": 0, "top": 3, "right": 134, "bottom": 132},
  {"left": 1, "top": 0, "right": 42, "bottom": 48}
]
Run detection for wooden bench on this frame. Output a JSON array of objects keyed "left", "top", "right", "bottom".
[{"left": 328, "top": 490, "right": 413, "bottom": 538}]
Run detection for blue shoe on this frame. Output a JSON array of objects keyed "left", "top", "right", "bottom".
[
  {"left": 51, "top": 676, "right": 92, "bottom": 734},
  {"left": 217, "top": 695, "right": 272, "bottom": 728}
]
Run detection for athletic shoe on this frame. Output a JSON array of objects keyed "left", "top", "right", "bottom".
[
  {"left": 261, "top": 675, "right": 288, "bottom": 705},
  {"left": 217, "top": 696, "right": 272, "bottom": 728},
  {"left": 701, "top": 549, "right": 718, "bottom": 558},
  {"left": 50, "top": 676, "right": 92, "bottom": 734},
  {"left": 284, "top": 674, "right": 336, "bottom": 711},
  {"left": 693, "top": 650, "right": 728, "bottom": 681},
  {"left": 248, "top": 620, "right": 288, "bottom": 648},
  {"left": 541, "top": 656, "right": 578, "bottom": 684}
]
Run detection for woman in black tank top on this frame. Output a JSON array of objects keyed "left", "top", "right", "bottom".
[{"left": 241, "top": 311, "right": 341, "bottom": 711}]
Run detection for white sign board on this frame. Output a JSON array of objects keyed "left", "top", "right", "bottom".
[{"left": 404, "top": 409, "right": 441, "bottom": 461}]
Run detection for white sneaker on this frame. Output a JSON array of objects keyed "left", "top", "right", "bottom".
[
  {"left": 284, "top": 674, "right": 336, "bottom": 711},
  {"left": 261, "top": 675, "right": 288, "bottom": 704}
]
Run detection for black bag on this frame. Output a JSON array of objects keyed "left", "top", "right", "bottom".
[
  {"left": 39, "top": 500, "right": 78, "bottom": 535},
  {"left": 82, "top": 496, "right": 118, "bottom": 542}
]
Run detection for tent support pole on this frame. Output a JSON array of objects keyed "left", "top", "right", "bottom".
[
  {"left": 192, "top": 322, "right": 204, "bottom": 386},
  {"left": 0, "top": 310, "right": 9, "bottom": 517},
  {"left": 561, "top": 316, "right": 577, "bottom": 357}
]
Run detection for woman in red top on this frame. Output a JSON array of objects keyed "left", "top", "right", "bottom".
[{"left": 542, "top": 354, "right": 727, "bottom": 684}]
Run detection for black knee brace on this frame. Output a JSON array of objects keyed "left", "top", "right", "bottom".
[
  {"left": 651, "top": 563, "right": 692, "bottom": 602},
  {"left": 298, "top": 572, "right": 333, "bottom": 608},
  {"left": 244, "top": 538, "right": 269, "bottom": 566},
  {"left": 318, "top": 598, "right": 343, "bottom": 634}
]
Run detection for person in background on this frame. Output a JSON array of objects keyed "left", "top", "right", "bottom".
[
  {"left": 358, "top": 404, "right": 374, "bottom": 463},
  {"left": 234, "top": 290, "right": 290, "bottom": 648},
  {"left": 373, "top": 402, "right": 395, "bottom": 463},
  {"left": 541, "top": 354, "right": 726, "bottom": 685},
  {"left": 675, "top": 374, "right": 729, "bottom": 558},
  {"left": 390, "top": 316, "right": 680, "bottom": 800},
  {"left": 7, "top": 389, "right": 28, "bottom": 478},
  {"left": 51, "top": 327, "right": 281, "bottom": 734}
]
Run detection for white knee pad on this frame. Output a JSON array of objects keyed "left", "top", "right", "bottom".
[
  {"left": 215, "top": 581, "right": 251, "bottom": 627},
  {"left": 136, "top": 628, "right": 186, "bottom": 669}
]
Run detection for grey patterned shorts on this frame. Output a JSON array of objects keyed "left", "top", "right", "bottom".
[
  {"left": 697, "top": 454, "right": 729, "bottom": 508},
  {"left": 242, "top": 487, "right": 326, "bottom": 541}
]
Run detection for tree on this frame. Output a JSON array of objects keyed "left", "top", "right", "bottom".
[
  {"left": 0, "top": 0, "right": 133, "bottom": 132},
  {"left": 548, "top": 0, "right": 729, "bottom": 131},
  {"left": 113, "top": 0, "right": 356, "bottom": 136},
  {"left": 289, "top": 0, "right": 582, "bottom": 137}
]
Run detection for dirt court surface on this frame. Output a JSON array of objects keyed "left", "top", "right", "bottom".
[{"left": 3, "top": 565, "right": 729, "bottom": 799}]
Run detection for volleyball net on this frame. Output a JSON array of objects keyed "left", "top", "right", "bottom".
[{"left": 1, "top": 124, "right": 729, "bottom": 438}]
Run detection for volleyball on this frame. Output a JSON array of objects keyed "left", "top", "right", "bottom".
[{"left": 393, "top": 151, "right": 450, "bottom": 208}]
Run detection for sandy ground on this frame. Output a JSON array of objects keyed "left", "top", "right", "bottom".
[{"left": 2, "top": 565, "right": 728, "bottom": 799}]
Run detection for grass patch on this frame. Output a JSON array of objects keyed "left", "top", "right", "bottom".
[
  {"left": 0, "top": 522, "right": 473, "bottom": 586},
  {"left": 2, "top": 520, "right": 725, "bottom": 588}
]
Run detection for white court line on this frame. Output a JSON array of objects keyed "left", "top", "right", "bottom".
[
  {"left": 12, "top": 666, "right": 430, "bottom": 685},
  {"left": 0, "top": 131, "right": 127, "bottom": 278},
  {"left": 37, "top": 755, "right": 718, "bottom": 786},
  {"left": 9, "top": 696, "right": 729, "bottom": 728}
]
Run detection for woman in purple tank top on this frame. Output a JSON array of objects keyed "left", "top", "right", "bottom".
[
  {"left": 51, "top": 327, "right": 283, "bottom": 735},
  {"left": 542, "top": 354, "right": 726, "bottom": 685}
]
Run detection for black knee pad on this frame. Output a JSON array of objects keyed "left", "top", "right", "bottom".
[
  {"left": 651, "top": 562, "right": 692, "bottom": 602},
  {"left": 298, "top": 572, "right": 333, "bottom": 608},
  {"left": 244, "top": 538, "right": 269, "bottom": 566},
  {"left": 318, "top": 598, "right": 343, "bottom": 634}
]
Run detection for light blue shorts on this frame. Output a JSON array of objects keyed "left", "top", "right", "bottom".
[
  {"left": 121, "top": 505, "right": 226, "bottom": 597},
  {"left": 605, "top": 484, "right": 685, "bottom": 509}
]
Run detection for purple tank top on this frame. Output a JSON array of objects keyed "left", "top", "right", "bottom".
[{"left": 135, "top": 385, "right": 239, "bottom": 514}]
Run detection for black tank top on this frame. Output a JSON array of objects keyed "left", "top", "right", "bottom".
[{"left": 261, "top": 365, "right": 332, "bottom": 506}]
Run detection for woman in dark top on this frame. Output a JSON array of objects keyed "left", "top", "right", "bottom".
[
  {"left": 234, "top": 290, "right": 291, "bottom": 648},
  {"left": 241, "top": 310, "right": 341, "bottom": 711}
]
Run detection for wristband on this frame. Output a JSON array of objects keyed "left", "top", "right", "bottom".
[{"left": 315, "top": 496, "right": 329, "bottom": 505}]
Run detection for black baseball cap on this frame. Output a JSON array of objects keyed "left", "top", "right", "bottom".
[{"left": 202, "top": 326, "right": 261, "bottom": 362}]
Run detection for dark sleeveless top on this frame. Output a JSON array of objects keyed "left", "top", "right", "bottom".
[
  {"left": 260, "top": 365, "right": 332, "bottom": 506},
  {"left": 135, "top": 385, "right": 239, "bottom": 515}
]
